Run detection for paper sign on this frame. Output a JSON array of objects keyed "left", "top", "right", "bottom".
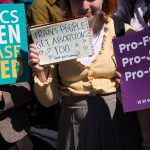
[
  {"left": 0, "top": 4, "right": 30, "bottom": 85},
  {"left": 113, "top": 27, "right": 150, "bottom": 112},
  {"left": 30, "top": 17, "right": 94, "bottom": 65}
]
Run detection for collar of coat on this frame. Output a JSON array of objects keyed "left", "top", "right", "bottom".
[{"left": 47, "top": 0, "right": 57, "bottom": 5}]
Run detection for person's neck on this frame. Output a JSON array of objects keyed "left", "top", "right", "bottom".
[{"left": 90, "top": 19, "right": 103, "bottom": 36}]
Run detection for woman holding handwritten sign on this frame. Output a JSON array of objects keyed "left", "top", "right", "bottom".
[{"left": 28, "top": 0, "right": 141, "bottom": 150}]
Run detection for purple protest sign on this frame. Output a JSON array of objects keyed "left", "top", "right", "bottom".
[{"left": 113, "top": 27, "right": 150, "bottom": 112}]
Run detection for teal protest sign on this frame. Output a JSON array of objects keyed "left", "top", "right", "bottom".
[{"left": 0, "top": 4, "right": 30, "bottom": 85}]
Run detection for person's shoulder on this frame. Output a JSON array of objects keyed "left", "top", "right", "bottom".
[
  {"left": 106, "top": 17, "right": 134, "bottom": 37},
  {"left": 30, "top": 0, "right": 58, "bottom": 10},
  {"left": 109, "top": 17, "right": 134, "bottom": 33},
  {"left": 30, "top": 0, "right": 48, "bottom": 7}
]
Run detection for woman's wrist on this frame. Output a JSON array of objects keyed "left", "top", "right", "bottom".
[
  {"left": 37, "top": 71, "right": 48, "bottom": 83},
  {"left": 34, "top": 67, "right": 48, "bottom": 83}
]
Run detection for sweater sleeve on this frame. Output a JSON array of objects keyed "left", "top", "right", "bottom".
[{"left": 34, "top": 64, "right": 61, "bottom": 107}]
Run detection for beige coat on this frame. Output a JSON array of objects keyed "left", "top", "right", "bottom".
[{"left": 0, "top": 82, "right": 32, "bottom": 143}]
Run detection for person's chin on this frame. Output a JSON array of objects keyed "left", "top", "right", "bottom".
[
  {"left": 87, "top": 16, "right": 95, "bottom": 23},
  {"left": 76, "top": 12, "right": 92, "bottom": 18},
  {"left": 84, "top": 13, "right": 92, "bottom": 18}
]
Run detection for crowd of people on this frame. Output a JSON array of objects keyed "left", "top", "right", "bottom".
[{"left": 0, "top": 0, "right": 150, "bottom": 150}]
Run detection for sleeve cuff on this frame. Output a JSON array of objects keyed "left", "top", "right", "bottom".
[{"left": 34, "top": 76, "right": 52, "bottom": 87}]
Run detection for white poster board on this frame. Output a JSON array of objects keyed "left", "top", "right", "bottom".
[{"left": 30, "top": 17, "right": 94, "bottom": 65}]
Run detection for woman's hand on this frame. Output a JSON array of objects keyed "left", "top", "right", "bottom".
[
  {"left": 115, "top": 71, "right": 121, "bottom": 84},
  {"left": 28, "top": 44, "right": 43, "bottom": 73},
  {"left": 28, "top": 44, "right": 48, "bottom": 82}
]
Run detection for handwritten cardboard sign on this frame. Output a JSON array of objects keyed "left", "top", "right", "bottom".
[
  {"left": 0, "top": 4, "right": 30, "bottom": 85},
  {"left": 30, "top": 17, "right": 94, "bottom": 65},
  {"left": 113, "top": 27, "right": 150, "bottom": 112}
]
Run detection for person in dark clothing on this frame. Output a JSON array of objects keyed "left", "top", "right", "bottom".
[{"left": 116, "top": 1, "right": 150, "bottom": 150}]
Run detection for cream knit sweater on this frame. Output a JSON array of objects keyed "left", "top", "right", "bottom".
[{"left": 34, "top": 18, "right": 133, "bottom": 107}]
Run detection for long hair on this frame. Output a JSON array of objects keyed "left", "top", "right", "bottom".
[{"left": 60, "top": 0, "right": 118, "bottom": 20}]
